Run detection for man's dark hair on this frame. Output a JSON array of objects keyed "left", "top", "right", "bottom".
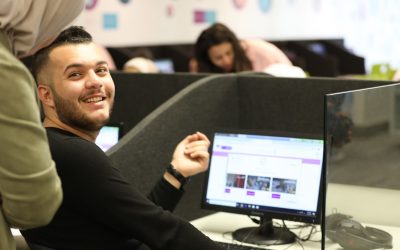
[{"left": 32, "top": 26, "right": 93, "bottom": 82}]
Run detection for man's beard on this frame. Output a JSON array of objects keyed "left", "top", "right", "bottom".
[{"left": 52, "top": 88, "right": 112, "bottom": 132}]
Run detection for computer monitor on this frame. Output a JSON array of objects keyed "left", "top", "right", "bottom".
[
  {"left": 95, "top": 123, "right": 124, "bottom": 152},
  {"left": 202, "top": 130, "right": 325, "bottom": 246},
  {"left": 307, "top": 42, "right": 327, "bottom": 56},
  {"left": 154, "top": 58, "right": 175, "bottom": 73}
]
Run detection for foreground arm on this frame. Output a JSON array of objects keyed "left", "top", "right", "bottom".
[{"left": 0, "top": 48, "right": 62, "bottom": 229}]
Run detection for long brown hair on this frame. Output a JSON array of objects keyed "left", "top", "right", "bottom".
[{"left": 194, "top": 23, "right": 252, "bottom": 73}]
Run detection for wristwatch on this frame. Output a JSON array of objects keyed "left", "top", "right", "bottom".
[{"left": 166, "top": 164, "right": 190, "bottom": 187}]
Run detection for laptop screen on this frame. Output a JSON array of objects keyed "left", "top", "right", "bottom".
[
  {"left": 95, "top": 124, "right": 123, "bottom": 152},
  {"left": 154, "top": 59, "right": 175, "bottom": 73}
]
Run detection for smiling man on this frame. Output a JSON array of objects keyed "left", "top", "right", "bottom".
[
  {"left": 21, "top": 26, "right": 222, "bottom": 250},
  {"left": 34, "top": 30, "right": 115, "bottom": 141}
]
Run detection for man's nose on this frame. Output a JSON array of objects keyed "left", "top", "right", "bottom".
[{"left": 85, "top": 71, "right": 102, "bottom": 88}]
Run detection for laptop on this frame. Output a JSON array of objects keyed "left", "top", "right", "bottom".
[
  {"left": 95, "top": 123, "right": 124, "bottom": 152},
  {"left": 154, "top": 58, "right": 175, "bottom": 73}
]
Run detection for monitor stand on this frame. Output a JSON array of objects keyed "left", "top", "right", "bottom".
[{"left": 232, "top": 215, "right": 295, "bottom": 246}]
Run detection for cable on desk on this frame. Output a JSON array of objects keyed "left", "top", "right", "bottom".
[{"left": 282, "top": 220, "right": 321, "bottom": 242}]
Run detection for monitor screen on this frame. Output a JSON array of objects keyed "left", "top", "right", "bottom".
[
  {"left": 95, "top": 124, "right": 123, "bottom": 152},
  {"left": 308, "top": 42, "right": 327, "bottom": 56},
  {"left": 154, "top": 59, "right": 175, "bottom": 73},
  {"left": 202, "top": 130, "right": 324, "bottom": 245}
]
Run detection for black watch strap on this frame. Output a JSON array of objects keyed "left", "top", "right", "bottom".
[{"left": 166, "top": 164, "right": 190, "bottom": 186}]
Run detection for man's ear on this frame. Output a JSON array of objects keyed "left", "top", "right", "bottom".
[{"left": 37, "top": 84, "right": 55, "bottom": 108}]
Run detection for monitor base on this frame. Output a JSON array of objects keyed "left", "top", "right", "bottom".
[{"left": 232, "top": 225, "right": 295, "bottom": 246}]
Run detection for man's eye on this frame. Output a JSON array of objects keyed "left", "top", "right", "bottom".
[
  {"left": 69, "top": 72, "right": 81, "bottom": 78},
  {"left": 97, "top": 67, "right": 109, "bottom": 74}
]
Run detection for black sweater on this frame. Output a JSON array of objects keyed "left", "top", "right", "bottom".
[{"left": 22, "top": 128, "right": 221, "bottom": 250}]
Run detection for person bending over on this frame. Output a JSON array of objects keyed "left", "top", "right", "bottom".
[
  {"left": 191, "top": 22, "right": 292, "bottom": 73},
  {"left": 21, "top": 26, "right": 222, "bottom": 250}
]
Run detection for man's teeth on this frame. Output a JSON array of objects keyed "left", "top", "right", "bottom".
[{"left": 85, "top": 97, "right": 103, "bottom": 103}]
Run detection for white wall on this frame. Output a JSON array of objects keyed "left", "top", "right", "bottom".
[{"left": 75, "top": 0, "right": 400, "bottom": 71}]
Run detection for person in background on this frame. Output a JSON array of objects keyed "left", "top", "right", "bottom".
[
  {"left": 123, "top": 57, "right": 160, "bottom": 73},
  {"left": 123, "top": 48, "right": 160, "bottom": 73},
  {"left": 0, "top": 1, "right": 85, "bottom": 249},
  {"left": 191, "top": 22, "right": 293, "bottom": 73},
  {"left": 21, "top": 26, "right": 223, "bottom": 250}
]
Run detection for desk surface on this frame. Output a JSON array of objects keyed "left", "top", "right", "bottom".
[
  {"left": 191, "top": 212, "right": 399, "bottom": 250},
  {"left": 11, "top": 212, "right": 398, "bottom": 249}
]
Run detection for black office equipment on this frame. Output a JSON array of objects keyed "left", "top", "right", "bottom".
[
  {"left": 325, "top": 213, "right": 393, "bottom": 250},
  {"left": 202, "top": 130, "right": 325, "bottom": 246}
]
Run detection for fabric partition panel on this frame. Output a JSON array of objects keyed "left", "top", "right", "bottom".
[
  {"left": 108, "top": 74, "right": 239, "bottom": 220},
  {"left": 109, "top": 72, "right": 210, "bottom": 132},
  {"left": 237, "top": 76, "right": 390, "bottom": 136}
]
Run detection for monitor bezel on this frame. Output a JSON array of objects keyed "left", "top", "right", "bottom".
[{"left": 201, "top": 129, "right": 325, "bottom": 225}]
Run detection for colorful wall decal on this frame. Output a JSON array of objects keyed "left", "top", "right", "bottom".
[
  {"left": 259, "top": 0, "right": 272, "bottom": 13},
  {"left": 103, "top": 13, "right": 118, "bottom": 30},
  {"left": 193, "top": 10, "right": 216, "bottom": 24},
  {"left": 232, "top": 0, "right": 248, "bottom": 9},
  {"left": 166, "top": 4, "right": 175, "bottom": 17},
  {"left": 85, "top": 0, "right": 98, "bottom": 10}
]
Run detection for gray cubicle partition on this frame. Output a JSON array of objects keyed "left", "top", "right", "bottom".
[
  {"left": 109, "top": 72, "right": 210, "bottom": 132},
  {"left": 108, "top": 73, "right": 392, "bottom": 221},
  {"left": 237, "top": 77, "right": 390, "bottom": 134}
]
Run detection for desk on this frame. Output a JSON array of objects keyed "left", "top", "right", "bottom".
[{"left": 191, "top": 212, "right": 399, "bottom": 250}]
